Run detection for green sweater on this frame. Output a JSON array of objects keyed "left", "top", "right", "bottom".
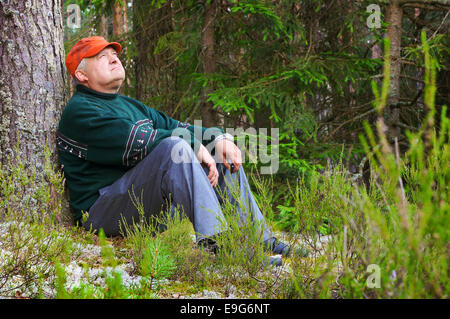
[{"left": 57, "top": 85, "right": 224, "bottom": 223}]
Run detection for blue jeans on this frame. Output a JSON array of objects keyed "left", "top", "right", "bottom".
[{"left": 84, "top": 136, "right": 272, "bottom": 242}]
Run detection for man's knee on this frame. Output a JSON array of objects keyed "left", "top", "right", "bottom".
[
  {"left": 159, "top": 136, "right": 196, "bottom": 164},
  {"left": 159, "top": 136, "right": 191, "bottom": 149}
]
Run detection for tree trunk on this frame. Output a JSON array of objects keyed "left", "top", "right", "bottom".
[
  {"left": 133, "top": 0, "right": 178, "bottom": 115},
  {"left": 113, "top": 0, "right": 127, "bottom": 37},
  {"left": 113, "top": 0, "right": 129, "bottom": 94},
  {"left": 98, "top": 1, "right": 109, "bottom": 39},
  {"left": 200, "top": 0, "right": 218, "bottom": 127},
  {"left": 0, "top": 0, "right": 67, "bottom": 167},
  {"left": 385, "top": 0, "right": 403, "bottom": 144}
]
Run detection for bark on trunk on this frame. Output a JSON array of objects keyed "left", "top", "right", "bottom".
[
  {"left": 0, "top": 0, "right": 67, "bottom": 167},
  {"left": 113, "top": 0, "right": 128, "bottom": 37},
  {"left": 200, "top": 0, "right": 218, "bottom": 127},
  {"left": 134, "top": 0, "right": 177, "bottom": 115},
  {"left": 98, "top": 1, "right": 109, "bottom": 39},
  {"left": 385, "top": 0, "right": 403, "bottom": 143}
]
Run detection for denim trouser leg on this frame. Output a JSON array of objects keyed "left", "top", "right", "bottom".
[
  {"left": 85, "top": 136, "right": 225, "bottom": 239},
  {"left": 84, "top": 136, "right": 272, "bottom": 242},
  {"left": 210, "top": 164, "right": 272, "bottom": 242}
]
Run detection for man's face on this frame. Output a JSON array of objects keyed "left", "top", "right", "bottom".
[{"left": 76, "top": 46, "right": 125, "bottom": 93}]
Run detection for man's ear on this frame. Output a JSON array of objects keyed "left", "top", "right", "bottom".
[{"left": 74, "top": 69, "right": 88, "bottom": 82}]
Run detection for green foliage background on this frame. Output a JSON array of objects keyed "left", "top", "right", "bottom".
[{"left": 0, "top": 0, "right": 440, "bottom": 299}]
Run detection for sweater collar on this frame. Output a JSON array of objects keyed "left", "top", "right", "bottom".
[{"left": 76, "top": 84, "right": 119, "bottom": 100}]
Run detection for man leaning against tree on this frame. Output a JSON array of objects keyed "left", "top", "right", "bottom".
[{"left": 57, "top": 36, "right": 308, "bottom": 267}]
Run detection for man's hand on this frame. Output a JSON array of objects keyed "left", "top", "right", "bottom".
[
  {"left": 214, "top": 138, "right": 242, "bottom": 173},
  {"left": 196, "top": 144, "right": 219, "bottom": 187}
]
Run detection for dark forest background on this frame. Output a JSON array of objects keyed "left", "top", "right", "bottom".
[
  {"left": 64, "top": 0, "right": 449, "bottom": 176},
  {"left": 0, "top": 0, "right": 448, "bottom": 299}
]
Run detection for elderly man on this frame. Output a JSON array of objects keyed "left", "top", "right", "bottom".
[{"left": 58, "top": 36, "right": 303, "bottom": 266}]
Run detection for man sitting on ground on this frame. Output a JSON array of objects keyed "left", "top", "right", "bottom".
[{"left": 58, "top": 36, "right": 305, "bottom": 267}]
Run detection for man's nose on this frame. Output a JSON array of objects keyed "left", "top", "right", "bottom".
[{"left": 109, "top": 54, "right": 119, "bottom": 64}]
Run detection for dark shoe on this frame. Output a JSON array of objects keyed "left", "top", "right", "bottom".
[
  {"left": 246, "top": 247, "right": 283, "bottom": 268},
  {"left": 198, "top": 238, "right": 282, "bottom": 267},
  {"left": 264, "top": 237, "right": 309, "bottom": 258},
  {"left": 198, "top": 237, "right": 218, "bottom": 254},
  {"left": 266, "top": 255, "right": 283, "bottom": 267}
]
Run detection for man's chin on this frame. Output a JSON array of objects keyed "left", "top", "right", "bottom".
[{"left": 107, "top": 78, "right": 125, "bottom": 91}]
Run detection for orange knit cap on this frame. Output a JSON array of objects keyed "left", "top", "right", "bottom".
[{"left": 65, "top": 36, "right": 122, "bottom": 77}]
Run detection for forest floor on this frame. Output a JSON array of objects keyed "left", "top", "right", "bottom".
[{"left": 0, "top": 218, "right": 332, "bottom": 299}]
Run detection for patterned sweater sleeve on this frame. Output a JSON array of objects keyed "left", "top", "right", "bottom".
[
  {"left": 57, "top": 96, "right": 226, "bottom": 168},
  {"left": 57, "top": 102, "right": 174, "bottom": 168},
  {"left": 150, "top": 108, "right": 225, "bottom": 151}
]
